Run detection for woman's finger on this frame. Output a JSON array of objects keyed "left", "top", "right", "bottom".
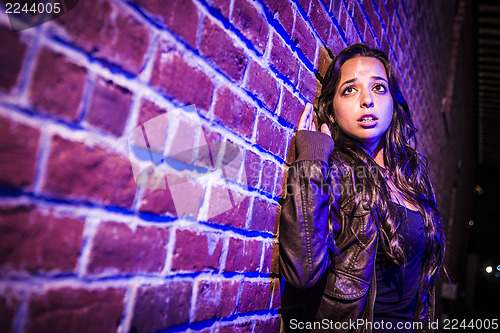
[
  {"left": 298, "top": 103, "right": 314, "bottom": 131},
  {"left": 320, "top": 123, "right": 331, "bottom": 137}
]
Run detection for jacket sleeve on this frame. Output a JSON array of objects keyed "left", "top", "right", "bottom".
[{"left": 279, "top": 130, "right": 338, "bottom": 288}]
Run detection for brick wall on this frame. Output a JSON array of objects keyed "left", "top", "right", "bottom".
[{"left": 0, "top": 0, "right": 469, "bottom": 332}]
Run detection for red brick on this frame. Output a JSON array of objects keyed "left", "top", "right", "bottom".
[
  {"left": 42, "top": 135, "right": 136, "bottom": 208},
  {"left": 0, "top": 206, "right": 84, "bottom": 272},
  {"left": 261, "top": 242, "right": 273, "bottom": 274},
  {"left": 214, "top": 86, "right": 255, "bottom": 139},
  {"left": 255, "top": 113, "right": 288, "bottom": 159},
  {"left": 0, "top": 293, "right": 18, "bottom": 333},
  {"left": 0, "top": 116, "right": 40, "bottom": 189},
  {"left": 218, "top": 322, "right": 253, "bottom": 333},
  {"left": 254, "top": 317, "right": 280, "bottom": 333},
  {"left": 87, "top": 221, "right": 168, "bottom": 274},
  {"left": 270, "top": 33, "right": 299, "bottom": 85},
  {"left": 362, "top": 0, "right": 382, "bottom": 39},
  {"left": 327, "top": 27, "right": 347, "bottom": 56},
  {"left": 207, "top": 195, "right": 250, "bottom": 229},
  {"left": 29, "top": 48, "right": 86, "bottom": 122},
  {"left": 352, "top": 1, "right": 366, "bottom": 32},
  {"left": 292, "top": 12, "right": 316, "bottom": 64},
  {"left": 136, "top": 0, "right": 198, "bottom": 48},
  {"left": 309, "top": 0, "right": 331, "bottom": 43},
  {"left": 139, "top": 186, "right": 177, "bottom": 216},
  {"left": 244, "top": 62, "right": 280, "bottom": 113},
  {"left": 225, "top": 238, "right": 262, "bottom": 272},
  {"left": 363, "top": 25, "right": 377, "bottom": 48},
  {"left": 151, "top": 46, "right": 213, "bottom": 111},
  {"left": 200, "top": 18, "right": 247, "bottom": 82},
  {"left": 297, "top": 0, "right": 310, "bottom": 13},
  {"left": 231, "top": 0, "right": 269, "bottom": 54},
  {"left": 239, "top": 281, "right": 271, "bottom": 313},
  {"left": 172, "top": 229, "right": 223, "bottom": 271},
  {"left": 274, "top": 163, "right": 285, "bottom": 197},
  {"left": 0, "top": 27, "right": 27, "bottom": 91},
  {"left": 57, "top": 0, "right": 149, "bottom": 74},
  {"left": 207, "top": 0, "right": 230, "bottom": 18},
  {"left": 86, "top": 77, "right": 132, "bottom": 136},
  {"left": 136, "top": 99, "right": 166, "bottom": 126},
  {"left": 250, "top": 198, "right": 278, "bottom": 233},
  {"left": 259, "top": 160, "right": 276, "bottom": 194},
  {"left": 193, "top": 279, "right": 239, "bottom": 322},
  {"left": 279, "top": 88, "right": 304, "bottom": 127},
  {"left": 243, "top": 150, "right": 261, "bottom": 191},
  {"left": 262, "top": 0, "right": 294, "bottom": 35},
  {"left": 132, "top": 282, "right": 192, "bottom": 332},
  {"left": 298, "top": 65, "right": 318, "bottom": 102},
  {"left": 332, "top": 0, "right": 342, "bottom": 21},
  {"left": 27, "top": 287, "right": 124, "bottom": 333}
]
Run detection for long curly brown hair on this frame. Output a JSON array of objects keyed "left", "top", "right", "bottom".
[{"left": 317, "top": 43, "right": 446, "bottom": 310}]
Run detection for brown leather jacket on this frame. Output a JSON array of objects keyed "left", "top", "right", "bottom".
[{"left": 279, "top": 130, "right": 435, "bottom": 333}]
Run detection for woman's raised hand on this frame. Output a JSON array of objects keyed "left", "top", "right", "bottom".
[{"left": 298, "top": 103, "right": 332, "bottom": 136}]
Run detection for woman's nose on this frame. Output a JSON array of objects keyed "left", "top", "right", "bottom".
[{"left": 360, "top": 89, "right": 374, "bottom": 108}]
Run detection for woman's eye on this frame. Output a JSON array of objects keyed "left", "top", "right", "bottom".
[
  {"left": 342, "top": 86, "right": 356, "bottom": 95},
  {"left": 373, "top": 84, "right": 387, "bottom": 93}
]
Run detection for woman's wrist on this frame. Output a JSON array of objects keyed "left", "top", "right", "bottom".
[{"left": 295, "top": 130, "right": 334, "bottom": 163}]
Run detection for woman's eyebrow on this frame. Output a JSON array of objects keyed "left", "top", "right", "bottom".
[{"left": 371, "top": 76, "right": 388, "bottom": 82}]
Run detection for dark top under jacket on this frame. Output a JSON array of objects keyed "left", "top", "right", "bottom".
[{"left": 373, "top": 202, "right": 425, "bottom": 332}]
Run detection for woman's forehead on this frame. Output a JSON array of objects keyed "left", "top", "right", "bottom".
[{"left": 339, "top": 56, "right": 388, "bottom": 80}]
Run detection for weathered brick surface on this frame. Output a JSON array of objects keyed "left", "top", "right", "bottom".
[
  {"left": 262, "top": 0, "right": 294, "bottom": 35},
  {"left": 30, "top": 48, "right": 86, "bottom": 122},
  {"left": 292, "top": 12, "right": 317, "bottom": 64},
  {"left": 255, "top": 113, "right": 288, "bottom": 159},
  {"left": 218, "top": 321, "right": 253, "bottom": 333},
  {"left": 244, "top": 149, "right": 261, "bottom": 189},
  {"left": 214, "top": 86, "right": 255, "bottom": 139},
  {"left": 225, "top": 237, "right": 262, "bottom": 272},
  {"left": 87, "top": 221, "right": 169, "bottom": 274},
  {"left": 27, "top": 287, "right": 124, "bottom": 333},
  {"left": 231, "top": 0, "right": 269, "bottom": 54},
  {"left": 132, "top": 282, "right": 192, "bottom": 332},
  {"left": 298, "top": 64, "right": 319, "bottom": 102},
  {"left": 172, "top": 229, "right": 223, "bottom": 271},
  {"left": 239, "top": 281, "right": 271, "bottom": 313},
  {"left": 250, "top": 198, "right": 278, "bottom": 233},
  {"left": 193, "top": 279, "right": 239, "bottom": 322},
  {"left": 0, "top": 206, "right": 84, "bottom": 272},
  {"left": 0, "top": 26, "right": 27, "bottom": 91},
  {"left": 254, "top": 317, "right": 280, "bottom": 332},
  {"left": 200, "top": 18, "right": 247, "bottom": 82},
  {"left": 86, "top": 77, "right": 132, "bottom": 136},
  {"left": 208, "top": 195, "right": 250, "bottom": 229},
  {"left": 42, "top": 135, "right": 136, "bottom": 208},
  {"left": 135, "top": 0, "right": 198, "bottom": 48},
  {"left": 151, "top": 45, "right": 214, "bottom": 111},
  {"left": 244, "top": 61, "right": 280, "bottom": 113},
  {"left": 309, "top": 0, "right": 331, "bottom": 43},
  {"left": 0, "top": 116, "right": 40, "bottom": 189},
  {"left": 270, "top": 33, "right": 299, "bottom": 84},
  {"left": 279, "top": 88, "right": 304, "bottom": 127},
  {"left": 259, "top": 160, "right": 275, "bottom": 193},
  {"left": 57, "top": 0, "right": 149, "bottom": 74},
  {"left": 136, "top": 99, "right": 166, "bottom": 126}
]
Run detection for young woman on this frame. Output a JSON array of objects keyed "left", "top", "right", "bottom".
[{"left": 279, "top": 44, "right": 446, "bottom": 332}]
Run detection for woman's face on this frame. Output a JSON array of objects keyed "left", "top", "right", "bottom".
[{"left": 332, "top": 56, "right": 394, "bottom": 148}]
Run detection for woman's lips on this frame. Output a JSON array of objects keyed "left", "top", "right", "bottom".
[{"left": 357, "top": 114, "right": 378, "bottom": 127}]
